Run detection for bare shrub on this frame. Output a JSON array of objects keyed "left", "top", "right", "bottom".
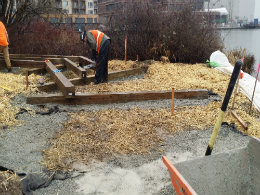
[
  {"left": 224, "top": 48, "right": 255, "bottom": 74},
  {"left": 9, "top": 20, "right": 86, "bottom": 56},
  {"left": 106, "top": 1, "right": 222, "bottom": 63}
]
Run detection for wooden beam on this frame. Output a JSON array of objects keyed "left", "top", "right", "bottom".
[
  {"left": 79, "top": 56, "right": 95, "bottom": 66},
  {"left": 45, "top": 61, "right": 75, "bottom": 97},
  {"left": 37, "top": 68, "right": 145, "bottom": 92},
  {"left": 64, "top": 58, "right": 86, "bottom": 79},
  {"left": 27, "top": 64, "right": 65, "bottom": 75},
  {"left": 27, "top": 89, "right": 208, "bottom": 105},
  {"left": 1, "top": 54, "right": 80, "bottom": 62},
  {"left": 231, "top": 110, "right": 248, "bottom": 130},
  {"left": 0, "top": 59, "right": 46, "bottom": 68},
  {"left": 1, "top": 54, "right": 61, "bottom": 58},
  {"left": 108, "top": 68, "right": 145, "bottom": 80}
]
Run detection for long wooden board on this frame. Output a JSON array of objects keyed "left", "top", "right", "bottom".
[
  {"left": 27, "top": 89, "right": 208, "bottom": 105},
  {"left": 1, "top": 54, "right": 80, "bottom": 63},
  {"left": 27, "top": 64, "right": 65, "bottom": 75},
  {"left": 45, "top": 61, "right": 75, "bottom": 97},
  {"left": 37, "top": 68, "right": 145, "bottom": 92},
  {"left": 79, "top": 56, "right": 95, "bottom": 66},
  {"left": 64, "top": 58, "right": 86, "bottom": 79},
  {"left": 0, "top": 59, "right": 46, "bottom": 68}
]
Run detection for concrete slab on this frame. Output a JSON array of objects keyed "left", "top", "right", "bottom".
[{"left": 174, "top": 137, "right": 260, "bottom": 195}]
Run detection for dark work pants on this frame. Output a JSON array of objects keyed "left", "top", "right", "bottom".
[{"left": 95, "top": 40, "right": 110, "bottom": 83}]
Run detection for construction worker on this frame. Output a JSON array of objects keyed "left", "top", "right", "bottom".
[
  {"left": 81, "top": 29, "right": 111, "bottom": 84},
  {"left": 0, "top": 17, "right": 11, "bottom": 72}
]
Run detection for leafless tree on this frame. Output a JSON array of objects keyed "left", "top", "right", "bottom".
[{"left": 0, "top": 0, "right": 62, "bottom": 26}]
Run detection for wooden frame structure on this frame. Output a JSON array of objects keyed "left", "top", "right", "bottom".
[{"left": 1, "top": 54, "right": 209, "bottom": 105}]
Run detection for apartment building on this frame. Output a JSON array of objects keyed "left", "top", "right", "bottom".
[
  {"left": 97, "top": 0, "right": 204, "bottom": 24},
  {"left": 47, "top": 0, "right": 99, "bottom": 30}
]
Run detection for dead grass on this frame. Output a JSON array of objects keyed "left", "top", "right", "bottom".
[
  {"left": 0, "top": 71, "right": 40, "bottom": 128},
  {"left": 43, "top": 105, "right": 219, "bottom": 171},
  {"left": 0, "top": 171, "right": 22, "bottom": 195},
  {"left": 43, "top": 61, "right": 260, "bottom": 171},
  {"left": 78, "top": 63, "right": 230, "bottom": 94}
]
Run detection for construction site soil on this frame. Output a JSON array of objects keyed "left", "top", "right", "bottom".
[{"left": 0, "top": 60, "right": 259, "bottom": 195}]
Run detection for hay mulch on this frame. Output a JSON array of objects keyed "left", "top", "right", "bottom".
[
  {"left": 77, "top": 62, "right": 260, "bottom": 136},
  {"left": 0, "top": 71, "right": 41, "bottom": 128},
  {"left": 78, "top": 62, "right": 230, "bottom": 93},
  {"left": 0, "top": 171, "right": 22, "bottom": 195},
  {"left": 86, "top": 60, "right": 144, "bottom": 76},
  {"left": 43, "top": 102, "right": 241, "bottom": 171},
  {"left": 108, "top": 60, "right": 141, "bottom": 71},
  {"left": 43, "top": 61, "right": 260, "bottom": 171}
]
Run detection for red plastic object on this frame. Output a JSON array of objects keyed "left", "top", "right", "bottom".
[{"left": 162, "top": 156, "right": 198, "bottom": 195}]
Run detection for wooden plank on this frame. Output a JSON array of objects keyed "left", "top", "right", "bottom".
[
  {"left": 45, "top": 61, "right": 75, "bottom": 97},
  {"left": 0, "top": 59, "right": 46, "bottom": 68},
  {"left": 108, "top": 68, "right": 145, "bottom": 80},
  {"left": 27, "top": 64, "right": 65, "bottom": 75},
  {"left": 1, "top": 54, "right": 61, "bottom": 58},
  {"left": 79, "top": 56, "right": 95, "bottom": 66},
  {"left": 27, "top": 89, "right": 208, "bottom": 105},
  {"left": 1, "top": 54, "right": 80, "bottom": 62},
  {"left": 37, "top": 68, "right": 145, "bottom": 92},
  {"left": 231, "top": 110, "right": 248, "bottom": 130},
  {"left": 37, "top": 78, "right": 87, "bottom": 91},
  {"left": 64, "top": 58, "right": 86, "bottom": 79}
]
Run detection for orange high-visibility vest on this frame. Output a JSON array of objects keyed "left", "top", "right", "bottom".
[
  {"left": 89, "top": 30, "right": 104, "bottom": 54},
  {"left": 0, "top": 22, "right": 8, "bottom": 46}
]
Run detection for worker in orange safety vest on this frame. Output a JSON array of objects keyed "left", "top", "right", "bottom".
[
  {"left": 0, "top": 17, "right": 11, "bottom": 72},
  {"left": 81, "top": 29, "right": 111, "bottom": 84}
]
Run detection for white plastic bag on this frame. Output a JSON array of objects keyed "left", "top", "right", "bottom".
[{"left": 210, "top": 50, "right": 232, "bottom": 67}]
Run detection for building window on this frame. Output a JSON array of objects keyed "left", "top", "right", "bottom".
[
  {"left": 88, "top": 10, "right": 94, "bottom": 14},
  {"left": 80, "top": 9, "right": 86, "bottom": 14},
  {"left": 80, "top": 1, "right": 86, "bottom": 9},
  {"left": 62, "top": 1, "right": 68, "bottom": 7},
  {"left": 65, "top": 18, "right": 72, "bottom": 23},
  {"left": 75, "top": 18, "right": 85, "bottom": 31},
  {"left": 50, "top": 18, "right": 58, "bottom": 23},
  {"left": 88, "top": 2, "right": 93, "bottom": 8},
  {"left": 75, "top": 18, "right": 85, "bottom": 23},
  {"left": 73, "top": 1, "right": 78, "bottom": 8},
  {"left": 87, "top": 18, "right": 93, "bottom": 23},
  {"left": 72, "top": 9, "right": 79, "bottom": 14},
  {"left": 94, "top": 18, "right": 97, "bottom": 23}
]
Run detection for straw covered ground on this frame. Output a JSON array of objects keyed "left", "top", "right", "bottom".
[
  {"left": 43, "top": 61, "right": 260, "bottom": 171},
  {"left": 0, "top": 71, "right": 41, "bottom": 128},
  {"left": 0, "top": 171, "right": 22, "bottom": 195}
]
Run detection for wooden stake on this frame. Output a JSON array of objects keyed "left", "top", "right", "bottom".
[
  {"left": 125, "top": 35, "right": 127, "bottom": 64},
  {"left": 26, "top": 70, "right": 29, "bottom": 90},
  {"left": 172, "top": 88, "right": 174, "bottom": 116},
  {"left": 231, "top": 110, "right": 248, "bottom": 130}
]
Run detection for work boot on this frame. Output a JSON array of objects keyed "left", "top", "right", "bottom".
[
  {"left": 102, "top": 78, "right": 108, "bottom": 83},
  {"left": 94, "top": 79, "right": 100, "bottom": 85}
]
